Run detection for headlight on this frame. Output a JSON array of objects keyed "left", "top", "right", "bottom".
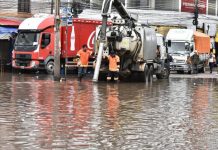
[{"left": 31, "top": 61, "right": 36, "bottom": 67}]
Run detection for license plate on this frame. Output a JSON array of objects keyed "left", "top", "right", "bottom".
[{"left": 20, "top": 66, "right": 25, "bottom": 69}]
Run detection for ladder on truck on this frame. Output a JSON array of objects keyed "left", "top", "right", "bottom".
[{"left": 65, "top": 58, "right": 95, "bottom": 74}]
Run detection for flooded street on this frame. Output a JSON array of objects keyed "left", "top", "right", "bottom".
[{"left": 0, "top": 73, "right": 218, "bottom": 150}]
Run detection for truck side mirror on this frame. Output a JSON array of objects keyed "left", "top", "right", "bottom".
[
  {"left": 167, "top": 40, "right": 171, "bottom": 47},
  {"left": 190, "top": 45, "right": 193, "bottom": 52},
  {"left": 185, "top": 42, "right": 190, "bottom": 50},
  {"left": 41, "top": 33, "right": 51, "bottom": 49}
]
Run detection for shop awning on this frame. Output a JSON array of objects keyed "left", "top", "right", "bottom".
[
  {"left": 0, "top": 26, "right": 18, "bottom": 34},
  {"left": 0, "top": 18, "right": 21, "bottom": 27},
  {"left": 0, "top": 33, "right": 12, "bottom": 40}
]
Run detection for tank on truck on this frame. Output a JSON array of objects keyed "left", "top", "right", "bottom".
[{"left": 93, "top": 0, "right": 136, "bottom": 82}]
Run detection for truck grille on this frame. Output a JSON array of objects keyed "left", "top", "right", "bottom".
[
  {"left": 15, "top": 54, "right": 32, "bottom": 60},
  {"left": 15, "top": 60, "right": 31, "bottom": 67},
  {"left": 176, "top": 60, "right": 185, "bottom": 63}
]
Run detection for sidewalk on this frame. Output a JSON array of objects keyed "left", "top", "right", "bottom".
[
  {"left": 170, "top": 71, "right": 218, "bottom": 79},
  {"left": 205, "top": 66, "right": 218, "bottom": 71}
]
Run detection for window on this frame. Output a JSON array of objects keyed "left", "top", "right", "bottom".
[
  {"left": 41, "top": 33, "right": 51, "bottom": 49},
  {"left": 18, "top": 0, "right": 31, "bottom": 13}
]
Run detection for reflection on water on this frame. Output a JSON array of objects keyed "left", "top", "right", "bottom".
[{"left": 0, "top": 73, "right": 218, "bottom": 149}]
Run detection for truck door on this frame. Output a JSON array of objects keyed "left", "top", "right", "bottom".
[{"left": 39, "top": 32, "right": 54, "bottom": 63}]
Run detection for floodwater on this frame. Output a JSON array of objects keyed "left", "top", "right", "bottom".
[{"left": 0, "top": 73, "right": 218, "bottom": 150}]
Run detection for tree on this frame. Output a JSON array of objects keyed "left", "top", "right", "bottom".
[{"left": 71, "top": 2, "right": 83, "bottom": 18}]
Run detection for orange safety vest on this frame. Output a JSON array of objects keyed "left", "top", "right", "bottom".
[
  {"left": 77, "top": 49, "right": 92, "bottom": 67},
  {"left": 108, "top": 55, "right": 120, "bottom": 72}
]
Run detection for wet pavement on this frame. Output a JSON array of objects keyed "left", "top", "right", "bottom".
[{"left": 0, "top": 72, "right": 218, "bottom": 150}]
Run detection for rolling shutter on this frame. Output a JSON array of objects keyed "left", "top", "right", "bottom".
[{"left": 155, "top": 0, "right": 179, "bottom": 11}]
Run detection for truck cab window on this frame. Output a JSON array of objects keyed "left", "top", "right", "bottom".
[
  {"left": 14, "top": 32, "right": 39, "bottom": 51},
  {"left": 167, "top": 40, "right": 171, "bottom": 47},
  {"left": 15, "top": 32, "right": 38, "bottom": 46},
  {"left": 41, "top": 33, "right": 51, "bottom": 49}
]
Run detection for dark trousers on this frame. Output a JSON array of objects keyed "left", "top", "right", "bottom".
[
  {"left": 192, "top": 64, "right": 198, "bottom": 74},
  {"left": 107, "top": 71, "right": 119, "bottom": 80},
  {"left": 209, "top": 62, "right": 214, "bottom": 73},
  {"left": 78, "top": 67, "right": 87, "bottom": 78}
]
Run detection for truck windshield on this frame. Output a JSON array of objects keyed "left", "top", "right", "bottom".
[
  {"left": 14, "top": 32, "right": 39, "bottom": 51},
  {"left": 15, "top": 32, "right": 39, "bottom": 46},
  {"left": 168, "top": 42, "right": 187, "bottom": 54}
]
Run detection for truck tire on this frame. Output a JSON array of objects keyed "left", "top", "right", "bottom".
[
  {"left": 188, "top": 70, "right": 192, "bottom": 74},
  {"left": 143, "top": 65, "right": 149, "bottom": 82},
  {"left": 187, "top": 66, "right": 192, "bottom": 74},
  {"left": 200, "top": 67, "right": 205, "bottom": 73},
  {"left": 46, "top": 60, "right": 54, "bottom": 74},
  {"left": 156, "top": 68, "right": 170, "bottom": 79},
  {"left": 147, "top": 65, "right": 154, "bottom": 82}
]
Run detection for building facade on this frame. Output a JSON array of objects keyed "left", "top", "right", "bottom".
[
  {"left": 18, "top": 0, "right": 31, "bottom": 13},
  {"left": 90, "top": 0, "right": 218, "bottom": 16},
  {"left": 1, "top": 0, "right": 218, "bottom": 17}
]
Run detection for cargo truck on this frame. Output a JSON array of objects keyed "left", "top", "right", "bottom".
[
  {"left": 12, "top": 14, "right": 102, "bottom": 73},
  {"left": 166, "top": 29, "right": 210, "bottom": 74}
]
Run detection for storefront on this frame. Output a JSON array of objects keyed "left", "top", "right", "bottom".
[
  {"left": 181, "top": 0, "right": 207, "bottom": 14},
  {"left": 0, "top": 18, "right": 20, "bottom": 68}
]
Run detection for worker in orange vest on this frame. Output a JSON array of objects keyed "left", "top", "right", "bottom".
[
  {"left": 76, "top": 44, "right": 92, "bottom": 81},
  {"left": 106, "top": 51, "right": 120, "bottom": 81}
]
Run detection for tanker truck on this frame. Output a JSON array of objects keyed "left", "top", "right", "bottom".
[{"left": 93, "top": 0, "right": 170, "bottom": 82}]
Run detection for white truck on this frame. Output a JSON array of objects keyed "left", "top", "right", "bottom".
[{"left": 166, "top": 29, "right": 210, "bottom": 74}]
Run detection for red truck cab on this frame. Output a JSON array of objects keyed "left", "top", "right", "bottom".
[{"left": 12, "top": 14, "right": 102, "bottom": 73}]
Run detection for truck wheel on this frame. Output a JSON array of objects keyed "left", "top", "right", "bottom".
[
  {"left": 200, "top": 67, "right": 205, "bottom": 73},
  {"left": 156, "top": 68, "right": 170, "bottom": 79},
  {"left": 46, "top": 61, "right": 54, "bottom": 74},
  {"left": 188, "top": 70, "right": 192, "bottom": 74},
  {"left": 187, "top": 66, "right": 192, "bottom": 74},
  {"left": 147, "top": 65, "right": 154, "bottom": 82},
  {"left": 143, "top": 65, "right": 148, "bottom": 82}
]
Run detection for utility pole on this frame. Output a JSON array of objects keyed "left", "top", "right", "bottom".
[
  {"left": 193, "top": 0, "right": 199, "bottom": 30},
  {"left": 54, "top": 0, "right": 61, "bottom": 81},
  {"left": 51, "top": 0, "right": 54, "bottom": 14},
  {"left": 64, "top": 0, "right": 72, "bottom": 77}
]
